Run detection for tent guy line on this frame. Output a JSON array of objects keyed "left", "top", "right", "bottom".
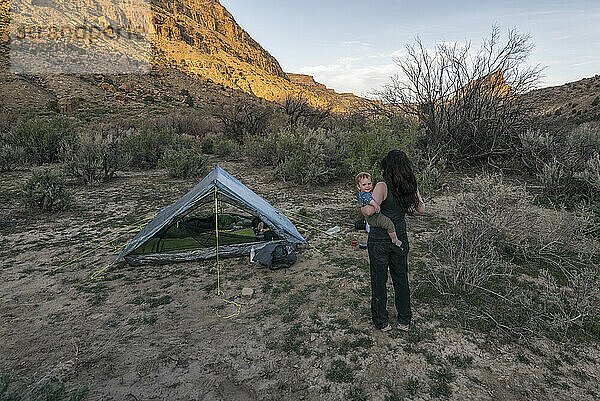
[{"left": 51, "top": 215, "right": 156, "bottom": 274}]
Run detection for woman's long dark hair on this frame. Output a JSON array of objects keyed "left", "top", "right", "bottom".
[{"left": 381, "top": 150, "right": 420, "bottom": 213}]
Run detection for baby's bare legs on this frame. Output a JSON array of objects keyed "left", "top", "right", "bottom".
[{"left": 389, "top": 231, "right": 403, "bottom": 248}]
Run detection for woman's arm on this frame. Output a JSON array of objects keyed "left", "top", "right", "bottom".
[
  {"left": 361, "top": 182, "right": 388, "bottom": 217},
  {"left": 415, "top": 187, "right": 425, "bottom": 214}
]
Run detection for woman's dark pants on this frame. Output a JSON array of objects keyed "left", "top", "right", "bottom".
[{"left": 368, "top": 238, "right": 412, "bottom": 329}]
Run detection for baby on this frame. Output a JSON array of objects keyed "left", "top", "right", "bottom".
[{"left": 356, "top": 172, "right": 402, "bottom": 248}]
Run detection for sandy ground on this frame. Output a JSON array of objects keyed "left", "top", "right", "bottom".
[{"left": 1, "top": 160, "right": 599, "bottom": 400}]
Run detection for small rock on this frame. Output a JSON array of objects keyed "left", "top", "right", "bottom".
[
  {"left": 241, "top": 287, "right": 254, "bottom": 300},
  {"left": 310, "top": 334, "right": 317, "bottom": 342}
]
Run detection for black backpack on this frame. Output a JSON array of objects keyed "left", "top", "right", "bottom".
[
  {"left": 270, "top": 244, "right": 297, "bottom": 270},
  {"left": 254, "top": 243, "right": 297, "bottom": 270}
]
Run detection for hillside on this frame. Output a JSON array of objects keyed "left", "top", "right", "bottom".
[
  {"left": 0, "top": 0, "right": 368, "bottom": 113},
  {"left": 523, "top": 75, "right": 600, "bottom": 125}
]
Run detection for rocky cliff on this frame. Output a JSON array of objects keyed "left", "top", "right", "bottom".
[
  {"left": 0, "top": 0, "right": 367, "bottom": 113},
  {"left": 151, "top": 0, "right": 366, "bottom": 111}
]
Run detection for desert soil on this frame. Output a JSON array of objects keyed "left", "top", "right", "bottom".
[{"left": 1, "top": 159, "right": 599, "bottom": 400}]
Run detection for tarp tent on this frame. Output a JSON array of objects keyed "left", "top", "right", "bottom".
[{"left": 115, "top": 166, "right": 306, "bottom": 266}]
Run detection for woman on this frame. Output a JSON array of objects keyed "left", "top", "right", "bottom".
[{"left": 361, "top": 150, "right": 425, "bottom": 332}]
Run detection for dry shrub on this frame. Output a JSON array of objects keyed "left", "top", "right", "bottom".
[
  {"left": 245, "top": 128, "right": 301, "bottom": 167},
  {"left": 0, "top": 109, "right": 17, "bottom": 132},
  {"left": 61, "top": 124, "right": 130, "bottom": 185},
  {"left": 429, "top": 220, "right": 510, "bottom": 295},
  {"left": 0, "top": 143, "right": 26, "bottom": 172},
  {"left": 537, "top": 268, "right": 600, "bottom": 336},
  {"left": 143, "top": 112, "right": 218, "bottom": 137},
  {"left": 7, "top": 116, "right": 74, "bottom": 165},
  {"left": 214, "top": 101, "right": 272, "bottom": 142},
  {"left": 121, "top": 128, "right": 176, "bottom": 169},
  {"left": 519, "top": 123, "right": 600, "bottom": 202},
  {"left": 21, "top": 167, "right": 71, "bottom": 212},
  {"left": 457, "top": 175, "right": 599, "bottom": 263},
  {"left": 427, "top": 174, "right": 600, "bottom": 339}
]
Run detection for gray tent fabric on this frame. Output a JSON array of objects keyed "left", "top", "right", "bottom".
[{"left": 114, "top": 166, "right": 305, "bottom": 264}]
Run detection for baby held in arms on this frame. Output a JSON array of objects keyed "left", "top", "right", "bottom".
[{"left": 356, "top": 172, "right": 402, "bottom": 248}]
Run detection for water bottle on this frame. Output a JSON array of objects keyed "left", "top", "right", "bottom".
[{"left": 250, "top": 246, "right": 255, "bottom": 262}]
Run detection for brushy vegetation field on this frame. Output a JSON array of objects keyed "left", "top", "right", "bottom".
[{"left": 1, "top": 101, "right": 599, "bottom": 400}]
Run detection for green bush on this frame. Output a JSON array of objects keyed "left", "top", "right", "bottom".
[
  {"left": 272, "top": 126, "right": 348, "bottom": 185},
  {"left": 213, "top": 138, "right": 240, "bottom": 159},
  {"left": 245, "top": 128, "right": 302, "bottom": 167},
  {"left": 7, "top": 116, "right": 74, "bottom": 165},
  {"left": 198, "top": 132, "right": 218, "bottom": 154},
  {"left": 344, "top": 117, "right": 420, "bottom": 183},
  {"left": 61, "top": 128, "right": 129, "bottom": 185},
  {"left": 325, "top": 360, "right": 354, "bottom": 383},
  {"left": 0, "top": 142, "right": 26, "bottom": 172},
  {"left": 246, "top": 117, "right": 422, "bottom": 186},
  {"left": 121, "top": 128, "right": 176, "bottom": 169},
  {"left": 21, "top": 168, "right": 71, "bottom": 212},
  {"left": 159, "top": 147, "right": 208, "bottom": 178}
]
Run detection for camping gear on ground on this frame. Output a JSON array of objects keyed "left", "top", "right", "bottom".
[
  {"left": 253, "top": 243, "right": 297, "bottom": 270},
  {"left": 115, "top": 166, "right": 306, "bottom": 266},
  {"left": 326, "top": 226, "right": 341, "bottom": 235},
  {"left": 351, "top": 240, "right": 358, "bottom": 247},
  {"left": 359, "top": 242, "right": 368, "bottom": 250}
]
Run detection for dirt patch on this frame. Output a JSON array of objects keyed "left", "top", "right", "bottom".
[{"left": 1, "top": 160, "right": 599, "bottom": 400}]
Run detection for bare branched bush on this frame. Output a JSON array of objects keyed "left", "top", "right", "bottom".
[
  {"left": 283, "top": 94, "right": 332, "bottom": 130},
  {"left": 284, "top": 94, "right": 312, "bottom": 128},
  {"left": 378, "top": 25, "right": 541, "bottom": 167},
  {"left": 214, "top": 100, "right": 272, "bottom": 142}
]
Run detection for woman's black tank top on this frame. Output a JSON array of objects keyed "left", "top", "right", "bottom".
[{"left": 368, "top": 185, "right": 407, "bottom": 241}]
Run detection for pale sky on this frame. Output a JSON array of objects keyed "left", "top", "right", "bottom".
[{"left": 221, "top": 0, "right": 600, "bottom": 97}]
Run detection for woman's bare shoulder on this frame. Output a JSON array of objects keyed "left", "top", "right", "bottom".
[{"left": 372, "top": 181, "right": 388, "bottom": 202}]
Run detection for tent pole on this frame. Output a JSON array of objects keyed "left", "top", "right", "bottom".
[{"left": 214, "top": 185, "right": 221, "bottom": 296}]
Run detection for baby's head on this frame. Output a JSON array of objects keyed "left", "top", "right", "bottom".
[{"left": 355, "top": 172, "right": 373, "bottom": 193}]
